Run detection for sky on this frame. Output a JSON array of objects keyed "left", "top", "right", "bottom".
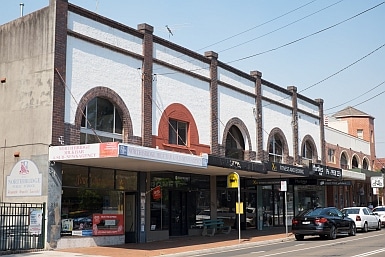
[{"left": 1, "top": 0, "right": 385, "bottom": 158}]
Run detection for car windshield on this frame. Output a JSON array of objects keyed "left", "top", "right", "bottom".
[
  {"left": 373, "top": 207, "right": 385, "bottom": 212},
  {"left": 343, "top": 208, "right": 359, "bottom": 214},
  {"left": 300, "top": 208, "right": 324, "bottom": 217}
]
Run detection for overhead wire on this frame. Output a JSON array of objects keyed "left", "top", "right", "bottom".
[
  {"left": 152, "top": 0, "right": 321, "bottom": 73},
  {"left": 219, "top": 0, "right": 345, "bottom": 54}
]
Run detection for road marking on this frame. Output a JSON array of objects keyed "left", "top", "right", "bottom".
[{"left": 351, "top": 248, "right": 385, "bottom": 257}]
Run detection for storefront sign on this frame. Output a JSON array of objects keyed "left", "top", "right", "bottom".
[
  {"left": 208, "top": 155, "right": 266, "bottom": 174},
  {"left": 311, "top": 163, "right": 342, "bottom": 179},
  {"left": 49, "top": 142, "right": 119, "bottom": 160},
  {"left": 152, "top": 185, "right": 162, "bottom": 200},
  {"left": 92, "top": 214, "right": 124, "bottom": 236},
  {"left": 29, "top": 208, "right": 43, "bottom": 235},
  {"left": 6, "top": 160, "right": 42, "bottom": 196},
  {"left": 289, "top": 178, "right": 317, "bottom": 185},
  {"left": 119, "top": 144, "right": 208, "bottom": 168},
  {"left": 266, "top": 162, "right": 309, "bottom": 176},
  {"left": 318, "top": 180, "right": 352, "bottom": 186}
]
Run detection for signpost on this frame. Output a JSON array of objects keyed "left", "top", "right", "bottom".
[
  {"left": 371, "top": 176, "right": 384, "bottom": 207},
  {"left": 227, "top": 172, "right": 241, "bottom": 243},
  {"left": 280, "top": 181, "right": 288, "bottom": 238}
]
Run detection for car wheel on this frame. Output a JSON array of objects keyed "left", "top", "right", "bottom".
[
  {"left": 349, "top": 223, "right": 356, "bottom": 236},
  {"left": 328, "top": 225, "right": 337, "bottom": 240},
  {"left": 295, "top": 234, "right": 304, "bottom": 241},
  {"left": 362, "top": 222, "right": 368, "bottom": 232},
  {"left": 376, "top": 221, "right": 381, "bottom": 231}
]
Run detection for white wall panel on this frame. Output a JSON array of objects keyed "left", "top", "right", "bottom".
[
  {"left": 154, "top": 43, "right": 210, "bottom": 78},
  {"left": 262, "top": 102, "right": 293, "bottom": 155},
  {"left": 218, "top": 67, "right": 255, "bottom": 94},
  {"left": 218, "top": 86, "right": 256, "bottom": 151},
  {"left": 66, "top": 36, "right": 142, "bottom": 136},
  {"left": 298, "top": 113, "right": 322, "bottom": 160},
  {"left": 262, "top": 85, "right": 291, "bottom": 107},
  {"left": 68, "top": 12, "right": 142, "bottom": 55},
  {"left": 153, "top": 64, "right": 211, "bottom": 145},
  {"left": 298, "top": 98, "right": 319, "bottom": 116}
]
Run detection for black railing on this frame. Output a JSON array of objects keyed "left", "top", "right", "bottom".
[{"left": 0, "top": 202, "right": 45, "bottom": 252}]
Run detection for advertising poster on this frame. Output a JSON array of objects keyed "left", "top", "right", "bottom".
[{"left": 92, "top": 214, "right": 124, "bottom": 236}]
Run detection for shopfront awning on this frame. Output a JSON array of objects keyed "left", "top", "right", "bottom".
[
  {"left": 48, "top": 142, "right": 209, "bottom": 174},
  {"left": 342, "top": 169, "right": 366, "bottom": 181}
]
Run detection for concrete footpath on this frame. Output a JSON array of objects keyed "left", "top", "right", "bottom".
[{"left": 1, "top": 227, "right": 294, "bottom": 257}]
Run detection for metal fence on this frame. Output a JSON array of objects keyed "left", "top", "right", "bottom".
[{"left": 0, "top": 202, "right": 45, "bottom": 252}]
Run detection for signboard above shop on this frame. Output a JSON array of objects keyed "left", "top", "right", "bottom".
[{"left": 310, "top": 163, "right": 342, "bottom": 179}]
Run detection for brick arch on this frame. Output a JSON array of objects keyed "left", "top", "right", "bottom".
[
  {"left": 301, "top": 134, "right": 319, "bottom": 161},
  {"left": 362, "top": 156, "right": 370, "bottom": 170},
  {"left": 74, "top": 86, "right": 133, "bottom": 143},
  {"left": 154, "top": 103, "right": 210, "bottom": 155},
  {"left": 221, "top": 118, "right": 253, "bottom": 158},
  {"left": 266, "top": 127, "right": 289, "bottom": 162},
  {"left": 340, "top": 150, "right": 350, "bottom": 169},
  {"left": 352, "top": 154, "right": 360, "bottom": 169}
]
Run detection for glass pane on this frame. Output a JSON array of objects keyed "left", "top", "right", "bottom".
[
  {"left": 87, "top": 98, "right": 97, "bottom": 129},
  {"left": 96, "top": 98, "right": 114, "bottom": 133},
  {"left": 169, "top": 119, "right": 177, "bottom": 144},
  {"left": 116, "top": 170, "right": 137, "bottom": 191},
  {"left": 114, "top": 109, "right": 122, "bottom": 134},
  {"left": 90, "top": 167, "right": 114, "bottom": 189},
  {"left": 178, "top": 122, "right": 187, "bottom": 145},
  {"left": 62, "top": 165, "right": 88, "bottom": 187}
]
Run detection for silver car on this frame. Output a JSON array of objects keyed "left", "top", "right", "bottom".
[
  {"left": 372, "top": 206, "right": 385, "bottom": 227},
  {"left": 341, "top": 207, "right": 381, "bottom": 232}
]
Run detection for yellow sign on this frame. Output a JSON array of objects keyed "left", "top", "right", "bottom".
[
  {"left": 227, "top": 172, "right": 239, "bottom": 188},
  {"left": 236, "top": 202, "right": 244, "bottom": 214}
]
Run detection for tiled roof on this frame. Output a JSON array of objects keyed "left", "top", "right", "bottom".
[{"left": 332, "top": 106, "right": 373, "bottom": 118}]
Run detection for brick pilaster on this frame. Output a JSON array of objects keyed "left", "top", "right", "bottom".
[
  {"left": 288, "top": 86, "right": 299, "bottom": 164},
  {"left": 250, "top": 70, "right": 263, "bottom": 161},
  {"left": 205, "top": 51, "right": 219, "bottom": 155},
  {"left": 138, "top": 23, "right": 154, "bottom": 147}
]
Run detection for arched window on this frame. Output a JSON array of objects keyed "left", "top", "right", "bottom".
[
  {"left": 225, "top": 126, "right": 245, "bottom": 160},
  {"left": 363, "top": 158, "right": 369, "bottom": 170},
  {"left": 302, "top": 141, "right": 313, "bottom": 160},
  {"left": 269, "top": 134, "right": 283, "bottom": 163},
  {"left": 352, "top": 155, "right": 359, "bottom": 169},
  {"left": 80, "top": 97, "right": 122, "bottom": 143},
  {"left": 340, "top": 152, "right": 349, "bottom": 170}
]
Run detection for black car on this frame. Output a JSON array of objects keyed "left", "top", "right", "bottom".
[{"left": 292, "top": 207, "right": 356, "bottom": 240}]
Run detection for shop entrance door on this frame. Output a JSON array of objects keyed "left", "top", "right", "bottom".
[
  {"left": 125, "top": 192, "right": 137, "bottom": 243},
  {"left": 169, "top": 190, "right": 188, "bottom": 236}
]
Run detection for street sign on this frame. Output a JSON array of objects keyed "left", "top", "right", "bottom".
[
  {"left": 371, "top": 176, "right": 384, "bottom": 188},
  {"left": 227, "top": 172, "right": 239, "bottom": 188}
]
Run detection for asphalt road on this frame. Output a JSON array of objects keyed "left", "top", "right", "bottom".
[{"left": 182, "top": 230, "right": 385, "bottom": 257}]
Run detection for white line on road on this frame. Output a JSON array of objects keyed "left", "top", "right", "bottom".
[{"left": 351, "top": 248, "right": 385, "bottom": 257}]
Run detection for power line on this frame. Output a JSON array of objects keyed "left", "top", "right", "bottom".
[
  {"left": 219, "top": 0, "right": 344, "bottom": 54},
  {"left": 227, "top": 1, "right": 385, "bottom": 65},
  {"left": 153, "top": 0, "right": 320, "bottom": 73},
  {"left": 324, "top": 80, "right": 385, "bottom": 112}
]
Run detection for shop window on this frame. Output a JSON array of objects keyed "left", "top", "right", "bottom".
[
  {"left": 302, "top": 141, "right": 313, "bottom": 160},
  {"left": 169, "top": 119, "right": 188, "bottom": 146},
  {"left": 362, "top": 158, "right": 369, "bottom": 170},
  {"left": 352, "top": 156, "right": 359, "bottom": 169},
  {"left": 225, "top": 125, "right": 245, "bottom": 160},
  {"left": 328, "top": 148, "right": 335, "bottom": 163},
  {"left": 80, "top": 97, "right": 122, "bottom": 144},
  {"left": 340, "top": 152, "right": 349, "bottom": 169},
  {"left": 269, "top": 134, "right": 283, "bottom": 163}
]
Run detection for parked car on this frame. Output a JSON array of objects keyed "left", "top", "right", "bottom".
[
  {"left": 341, "top": 207, "right": 381, "bottom": 232},
  {"left": 292, "top": 207, "right": 356, "bottom": 241},
  {"left": 372, "top": 206, "right": 385, "bottom": 227}
]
